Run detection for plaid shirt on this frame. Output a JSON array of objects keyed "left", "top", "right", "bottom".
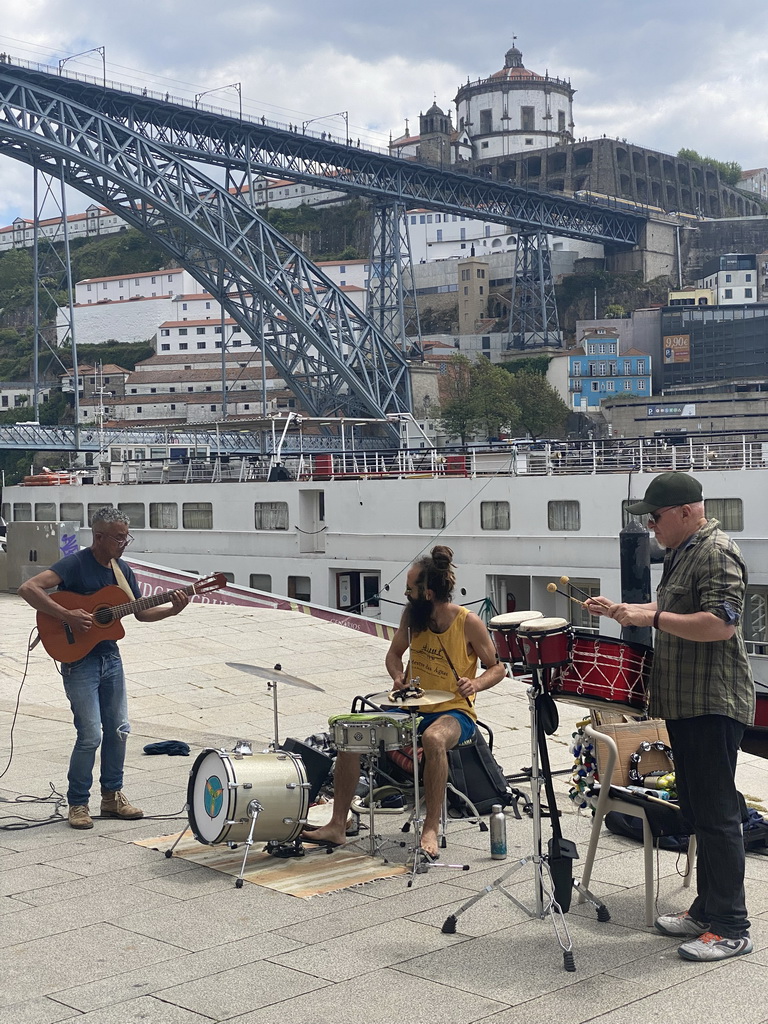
[{"left": 650, "top": 519, "right": 755, "bottom": 725}]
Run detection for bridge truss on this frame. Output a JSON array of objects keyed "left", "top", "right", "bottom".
[{"left": 0, "top": 66, "right": 412, "bottom": 425}]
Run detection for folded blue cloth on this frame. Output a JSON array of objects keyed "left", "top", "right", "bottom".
[{"left": 143, "top": 740, "right": 190, "bottom": 756}]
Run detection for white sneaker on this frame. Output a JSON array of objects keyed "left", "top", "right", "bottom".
[
  {"left": 654, "top": 911, "right": 709, "bottom": 937},
  {"left": 678, "top": 932, "right": 753, "bottom": 961}
]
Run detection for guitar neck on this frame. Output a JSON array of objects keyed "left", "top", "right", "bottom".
[{"left": 110, "top": 582, "right": 198, "bottom": 621}]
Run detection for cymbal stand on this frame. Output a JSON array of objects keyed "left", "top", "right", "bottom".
[
  {"left": 441, "top": 668, "right": 609, "bottom": 971},
  {"left": 348, "top": 747, "right": 406, "bottom": 860},
  {"left": 266, "top": 680, "right": 280, "bottom": 750}
]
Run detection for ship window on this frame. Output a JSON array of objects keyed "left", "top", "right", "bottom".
[
  {"left": 704, "top": 498, "right": 743, "bottom": 532},
  {"left": 480, "top": 501, "right": 510, "bottom": 530},
  {"left": 250, "top": 573, "right": 272, "bottom": 591},
  {"left": 60, "top": 502, "right": 84, "bottom": 525},
  {"left": 548, "top": 500, "right": 580, "bottom": 531},
  {"left": 288, "top": 575, "right": 311, "bottom": 601},
  {"left": 567, "top": 579, "right": 601, "bottom": 629},
  {"left": 118, "top": 503, "right": 146, "bottom": 529},
  {"left": 34, "top": 502, "right": 57, "bottom": 522},
  {"left": 621, "top": 500, "right": 648, "bottom": 528},
  {"left": 13, "top": 502, "right": 32, "bottom": 521},
  {"left": 150, "top": 502, "right": 178, "bottom": 529},
  {"left": 744, "top": 587, "right": 768, "bottom": 652},
  {"left": 419, "top": 501, "right": 445, "bottom": 530},
  {"left": 183, "top": 502, "right": 213, "bottom": 529},
  {"left": 254, "top": 501, "right": 289, "bottom": 530}
]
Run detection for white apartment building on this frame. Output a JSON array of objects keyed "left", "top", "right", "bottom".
[
  {"left": 698, "top": 254, "right": 758, "bottom": 305},
  {"left": 249, "top": 176, "right": 347, "bottom": 210},
  {"left": 0, "top": 382, "right": 52, "bottom": 410},
  {"left": 739, "top": 168, "right": 768, "bottom": 200},
  {"left": 0, "top": 205, "right": 129, "bottom": 252},
  {"left": 58, "top": 261, "right": 368, "bottom": 351},
  {"left": 406, "top": 210, "right": 603, "bottom": 264}
]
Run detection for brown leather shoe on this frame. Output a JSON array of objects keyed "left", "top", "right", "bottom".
[
  {"left": 100, "top": 789, "right": 144, "bottom": 820},
  {"left": 68, "top": 804, "right": 94, "bottom": 829}
]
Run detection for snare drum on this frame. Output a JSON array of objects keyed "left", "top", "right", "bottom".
[
  {"left": 489, "top": 610, "right": 544, "bottom": 664},
  {"left": 187, "top": 748, "right": 309, "bottom": 846},
  {"left": 329, "top": 713, "right": 412, "bottom": 754},
  {"left": 549, "top": 631, "right": 651, "bottom": 714},
  {"left": 517, "top": 617, "right": 572, "bottom": 669}
]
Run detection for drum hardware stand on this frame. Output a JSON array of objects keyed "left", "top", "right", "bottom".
[
  {"left": 400, "top": 704, "right": 470, "bottom": 887},
  {"left": 441, "top": 670, "right": 609, "bottom": 971},
  {"left": 232, "top": 798, "right": 264, "bottom": 887},
  {"left": 165, "top": 826, "right": 191, "bottom": 858}
]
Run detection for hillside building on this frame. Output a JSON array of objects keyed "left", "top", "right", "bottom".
[{"left": 567, "top": 328, "right": 651, "bottom": 412}]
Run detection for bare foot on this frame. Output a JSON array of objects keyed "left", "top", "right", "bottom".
[
  {"left": 420, "top": 826, "right": 439, "bottom": 859},
  {"left": 300, "top": 823, "right": 347, "bottom": 846}
]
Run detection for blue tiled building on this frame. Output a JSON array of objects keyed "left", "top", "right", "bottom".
[{"left": 568, "top": 328, "right": 652, "bottom": 410}]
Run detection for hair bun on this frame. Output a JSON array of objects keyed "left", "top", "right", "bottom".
[{"left": 431, "top": 545, "right": 454, "bottom": 567}]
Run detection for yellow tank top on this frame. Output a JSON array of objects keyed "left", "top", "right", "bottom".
[{"left": 409, "top": 606, "right": 478, "bottom": 720}]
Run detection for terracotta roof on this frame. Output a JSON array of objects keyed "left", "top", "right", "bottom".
[
  {"left": 78, "top": 268, "right": 185, "bottom": 285},
  {"left": 124, "top": 367, "right": 278, "bottom": 384},
  {"left": 135, "top": 352, "right": 259, "bottom": 367},
  {"left": 159, "top": 318, "right": 237, "bottom": 328},
  {"left": 86, "top": 390, "right": 271, "bottom": 408}
]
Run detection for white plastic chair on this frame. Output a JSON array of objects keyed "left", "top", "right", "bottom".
[{"left": 579, "top": 722, "right": 696, "bottom": 927}]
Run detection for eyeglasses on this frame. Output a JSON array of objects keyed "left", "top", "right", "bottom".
[
  {"left": 100, "top": 532, "right": 134, "bottom": 547},
  {"left": 647, "top": 506, "right": 679, "bottom": 525}
]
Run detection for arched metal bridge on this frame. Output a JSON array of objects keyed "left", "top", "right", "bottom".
[{"left": 0, "top": 59, "right": 647, "bottom": 453}]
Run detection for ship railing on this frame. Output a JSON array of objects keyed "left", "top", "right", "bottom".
[{"left": 103, "top": 434, "right": 768, "bottom": 484}]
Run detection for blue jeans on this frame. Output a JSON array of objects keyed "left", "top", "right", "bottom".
[
  {"left": 666, "top": 715, "right": 749, "bottom": 938},
  {"left": 61, "top": 649, "right": 130, "bottom": 805}
]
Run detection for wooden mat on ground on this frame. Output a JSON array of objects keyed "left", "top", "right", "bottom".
[{"left": 134, "top": 831, "right": 407, "bottom": 898}]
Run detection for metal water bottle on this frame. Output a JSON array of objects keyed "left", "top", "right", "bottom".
[{"left": 490, "top": 803, "right": 507, "bottom": 859}]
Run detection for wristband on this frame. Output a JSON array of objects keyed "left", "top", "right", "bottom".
[{"left": 653, "top": 610, "right": 661, "bottom": 631}]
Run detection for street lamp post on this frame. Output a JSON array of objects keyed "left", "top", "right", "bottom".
[
  {"left": 58, "top": 46, "right": 106, "bottom": 88},
  {"left": 194, "top": 82, "right": 242, "bottom": 120},
  {"left": 302, "top": 111, "right": 349, "bottom": 144}
]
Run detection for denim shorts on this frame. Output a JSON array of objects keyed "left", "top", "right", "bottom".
[{"left": 417, "top": 710, "right": 476, "bottom": 744}]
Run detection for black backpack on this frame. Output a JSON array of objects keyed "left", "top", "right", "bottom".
[{"left": 446, "top": 726, "right": 511, "bottom": 817}]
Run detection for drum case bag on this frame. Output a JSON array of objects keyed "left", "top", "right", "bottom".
[{"left": 446, "top": 729, "right": 511, "bottom": 817}]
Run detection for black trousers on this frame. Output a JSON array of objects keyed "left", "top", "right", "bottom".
[{"left": 666, "top": 714, "right": 749, "bottom": 938}]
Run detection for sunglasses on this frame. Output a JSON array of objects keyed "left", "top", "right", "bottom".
[{"left": 647, "top": 506, "right": 679, "bottom": 525}]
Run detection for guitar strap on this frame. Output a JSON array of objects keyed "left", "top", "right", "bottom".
[{"left": 110, "top": 558, "right": 135, "bottom": 599}]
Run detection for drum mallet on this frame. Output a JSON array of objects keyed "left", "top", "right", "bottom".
[{"left": 546, "top": 583, "right": 585, "bottom": 607}]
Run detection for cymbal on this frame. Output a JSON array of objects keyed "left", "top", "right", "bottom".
[
  {"left": 370, "top": 689, "right": 455, "bottom": 708},
  {"left": 226, "top": 662, "right": 323, "bottom": 692}
]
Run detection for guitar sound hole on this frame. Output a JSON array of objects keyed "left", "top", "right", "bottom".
[{"left": 94, "top": 608, "right": 114, "bottom": 625}]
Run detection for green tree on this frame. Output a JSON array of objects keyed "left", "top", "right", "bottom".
[
  {"left": 438, "top": 354, "right": 476, "bottom": 444},
  {"left": 508, "top": 369, "right": 569, "bottom": 440},
  {"left": 470, "top": 357, "right": 520, "bottom": 439}
]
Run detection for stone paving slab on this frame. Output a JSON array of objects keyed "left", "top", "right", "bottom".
[
  {"left": 2, "top": 593, "right": 768, "bottom": 1023},
  {"left": 52, "top": 932, "right": 309, "bottom": 1015},
  {"left": 223, "top": 969, "right": 508, "bottom": 1024}
]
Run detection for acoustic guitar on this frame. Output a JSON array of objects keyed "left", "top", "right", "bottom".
[{"left": 36, "top": 572, "right": 227, "bottom": 662}]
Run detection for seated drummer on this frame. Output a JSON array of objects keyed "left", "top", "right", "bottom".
[{"left": 302, "top": 545, "right": 505, "bottom": 857}]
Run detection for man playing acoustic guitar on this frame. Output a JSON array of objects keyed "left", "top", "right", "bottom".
[{"left": 19, "top": 506, "right": 189, "bottom": 829}]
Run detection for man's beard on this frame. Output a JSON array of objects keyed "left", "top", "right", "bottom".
[{"left": 406, "top": 596, "right": 434, "bottom": 634}]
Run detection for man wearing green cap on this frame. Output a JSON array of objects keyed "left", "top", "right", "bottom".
[{"left": 585, "top": 471, "right": 754, "bottom": 962}]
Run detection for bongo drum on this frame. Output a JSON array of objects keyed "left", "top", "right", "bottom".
[
  {"left": 517, "top": 617, "right": 572, "bottom": 669},
  {"left": 489, "top": 610, "right": 544, "bottom": 664}
]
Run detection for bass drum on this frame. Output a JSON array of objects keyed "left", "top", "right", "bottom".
[{"left": 187, "top": 748, "right": 309, "bottom": 846}]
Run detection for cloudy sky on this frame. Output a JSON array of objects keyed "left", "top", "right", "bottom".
[{"left": 0, "top": 0, "right": 765, "bottom": 224}]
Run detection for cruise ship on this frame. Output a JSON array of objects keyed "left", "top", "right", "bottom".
[{"left": 2, "top": 429, "right": 767, "bottom": 700}]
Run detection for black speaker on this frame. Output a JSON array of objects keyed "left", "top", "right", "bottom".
[{"left": 280, "top": 738, "right": 332, "bottom": 804}]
